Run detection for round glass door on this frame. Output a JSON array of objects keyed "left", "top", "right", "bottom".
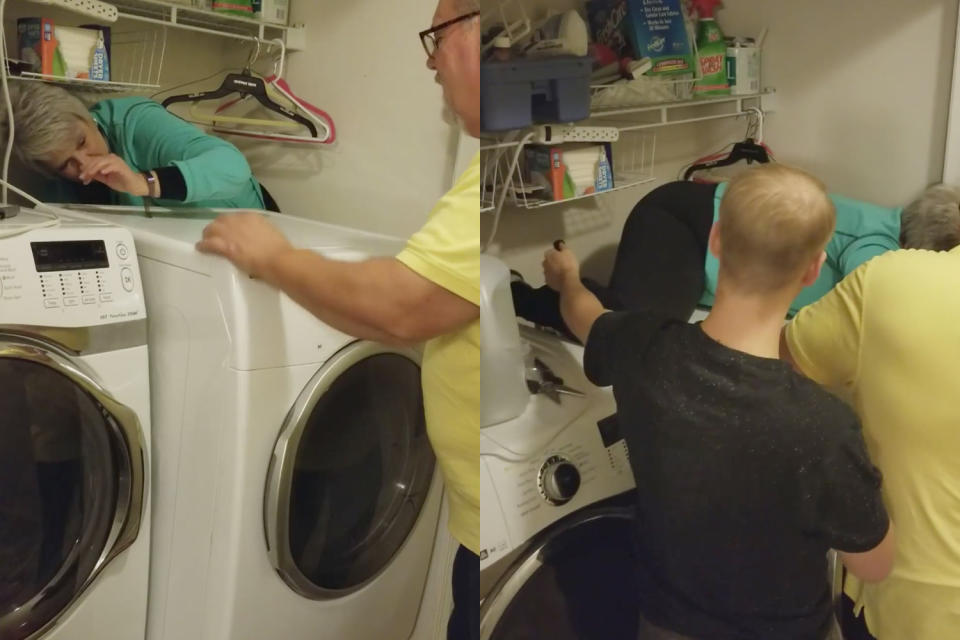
[
  {"left": 481, "top": 507, "right": 641, "bottom": 640},
  {"left": 265, "top": 342, "right": 436, "bottom": 599},
  {"left": 0, "top": 338, "right": 144, "bottom": 640}
]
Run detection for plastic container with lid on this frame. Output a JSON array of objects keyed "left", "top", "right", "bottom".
[{"left": 481, "top": 55, "right": 592, "bottom": 132}]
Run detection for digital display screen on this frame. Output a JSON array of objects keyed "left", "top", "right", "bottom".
[{"left": 31, "top": 240, "right": 109, "bottom": 272}]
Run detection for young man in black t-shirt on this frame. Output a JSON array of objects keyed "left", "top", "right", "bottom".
[{"left": 542, "top": 164, "right": 895, "bottom": 640}]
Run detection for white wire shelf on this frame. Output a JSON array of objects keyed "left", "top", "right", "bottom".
[
  {"left": 8, "top": 72, "right": 159, "bottom": 91},
  {"left": 2, "top": 25, "right": 166, "bottom": 93},
  {"left": 482, "top": 130, "right": 656, "bottom": 211},
  {"left": 19, "top": 0, "right": 292, "bottom": 36},
  {"left": 112, "top": 0, "right": 290, "bottom": 39},
  {"left": 482, "top": 90, "right": 773, "bottom": 148},
  {"left": 590, "top": 89, "right": 774, "bottom": 120}
]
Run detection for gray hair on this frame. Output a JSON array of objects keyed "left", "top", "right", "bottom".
[
  {"left": 900, "top": 183, "right": 960, "bottom": 251},
  {"left": 0, "top": 82, "right": 93, "bottom": 174}
]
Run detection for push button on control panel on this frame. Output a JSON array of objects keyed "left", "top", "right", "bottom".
[
  {"left": 116, "top": 243, "right": 129, "bottom": 260},
  {"left": 120, "top": 267, "right": 135, "bottom": 292}
]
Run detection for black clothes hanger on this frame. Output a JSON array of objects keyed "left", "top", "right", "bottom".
[
  {"left": 683, "top": 138, "right": 770, "bottom": 181},
  {"left": 161, "top": 70, "right": 318, "bottom": 137}
]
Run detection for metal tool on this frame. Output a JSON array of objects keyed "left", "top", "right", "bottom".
[{"left": 525, "top": 356, "right": 584, "bottom": 404}]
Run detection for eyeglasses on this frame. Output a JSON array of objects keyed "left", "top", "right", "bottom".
[{"left": 419, "top": 11, "right": 479, "bottom": 58}]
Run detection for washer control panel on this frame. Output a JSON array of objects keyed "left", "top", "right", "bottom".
[
  {"left": 480, "top": 402, "right": 635, "bottom": 570},
  {"left": 0, "top": 222, "right": 144, "bottom": 326}
]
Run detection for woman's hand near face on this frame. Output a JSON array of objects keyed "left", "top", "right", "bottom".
[{"left": 78, "top": 153, "right": 151, "bottom": 197}]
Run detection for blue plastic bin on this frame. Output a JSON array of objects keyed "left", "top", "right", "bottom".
[{"left": 481, "top": 56, "right": 592, "bottom": 132}]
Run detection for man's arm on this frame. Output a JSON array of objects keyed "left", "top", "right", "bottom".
[
  {"left": 542, "top": 242, "right": 606, "bottom": 344},
  {"left": 197, "top": 212, "right": 478, "bottom": 345},
  {"left": 839, "top": 522, "right": 895, "bottom": 583},
  {"left": 265, "top": 250, "right": 478, "bottom": 345}
]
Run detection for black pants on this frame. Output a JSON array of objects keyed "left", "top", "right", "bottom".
[
  {"left": 511, "top": 181, "right": 716, "bottom": 338},
  {"left": 448, "top": 545, "right": 479, "bottom": 640},
  {"left": 840, "top": 593, "right": 877, "bottom": 640}
]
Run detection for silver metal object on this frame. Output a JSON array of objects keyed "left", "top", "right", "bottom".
[
  {"left": 0, "top": 333, "right": 146, "bottom": 639},
  {"left": 264, "top": 340, "right": 423, "bottom": 599},
  {"left": 0, "top": 320, "right": 146, "bottom": 355},
  {"left": 525, "top": 356, "right": 584, "bottom": 403},
  {"left": 480, "top": 506, "right": 635, "bottom": 639}
]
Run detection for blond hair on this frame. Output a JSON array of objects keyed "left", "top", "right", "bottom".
[{"left": 717, "top": 164, "right": 836, "bottom": 292}]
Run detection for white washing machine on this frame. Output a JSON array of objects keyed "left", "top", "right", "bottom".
[
  {"left": 478, "top": 257, "right": 639, "bottom": 639},
  {"left": 0, "top": 212, "right": 150, "bottom": 640},
  {"left": 75, "top": 207, "right": 443, "bottom": 640}
]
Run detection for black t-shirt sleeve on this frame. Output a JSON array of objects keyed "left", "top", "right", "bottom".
[
  {"left": 802, "top": 417, "right": 889, "bottom": 552},
  {"left": 584, "top": 311, "right": 664, "bottom": 387}
]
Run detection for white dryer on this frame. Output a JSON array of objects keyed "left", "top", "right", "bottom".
[
  {"left": 0, "top": 212, "right": 150, "bottom": 640},
  {"left": 478, "top": 257, "right": 639, "bottom": 639},
  {"left": 77, "top": 207, "right": 443, "bottom": 640},
  {"left": 480, "top": 328, "right": 641, "bottom": 639}
]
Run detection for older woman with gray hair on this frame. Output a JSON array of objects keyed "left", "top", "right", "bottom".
[
  {"left": 1, "top": 82, "right": 273, "bottom": 210},
  {"left": 512, "top": 179, "right": 960, "bottom": 337}
]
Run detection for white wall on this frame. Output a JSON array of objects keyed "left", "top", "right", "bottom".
[
  {"left": 486, "top": 0, "right": 959, "bottom": 285},
  {"left": 229, "top": 0, "right": 460, "bottom": 239}
]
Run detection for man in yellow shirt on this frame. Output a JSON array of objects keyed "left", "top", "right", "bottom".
[
  {"left": 197, "top": 1, "right": 480, "bottom": 637},
  {"left": 783, "top": 184, "right": 960, "bottom": 640}
]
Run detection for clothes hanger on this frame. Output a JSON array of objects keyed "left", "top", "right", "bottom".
[
  {"left": 682, "top": 110, "right": 772, "bottom": 181},
  {"left": 162, "top": 40, "right": 318, "bottom": 138},
  {"left": 210, "top": 39, "right": 335, "bottom": 144}
]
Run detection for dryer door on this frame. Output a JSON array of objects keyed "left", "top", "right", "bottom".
[
  {"left": 265, "top": 341, "right": 436, "bottom": 599},
  {"left": 0, "top": 335, "right": 146, "bottom": 640},
  {"left": 480, "top": 505, "right": 641, "bottom": 640}
]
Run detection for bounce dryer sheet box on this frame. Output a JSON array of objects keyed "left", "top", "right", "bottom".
[{"left": 588, "top": 0, "right": 694, "bottom": 76}]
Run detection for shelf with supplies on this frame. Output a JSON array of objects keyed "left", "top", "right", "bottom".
[
  {"left": 482, "top": 90, "right": 773, "bottom": 149},
  {"left": 5, "top": 72, "right": 158, "bottom": 91},
  {"left": 112, "top": 0, "right": 294, "bottom": 41},
  {"left": 480, "top": 90, "right": 772, "bottom": 216},
  {"left": 481, "top": 128, "right": 656, "bottom": 213},
  {"left": 18, "top": 0, "right": 299, "bottom": 42},
  {"left": 2, "top": 25, "right": 165, "bottom": 93}
]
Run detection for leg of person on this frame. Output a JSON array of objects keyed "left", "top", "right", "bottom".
[
  {"left": 512, "top": 180, "right": 716, "bottom": 331},
  {"left": 839, "top": 594, "right": 877, "bottom": 640},
  {"left": 635, "top": 180, "right": 718, "bottom": 242},
  {"left": 607, "top": 181, "right": 717, "bottom": 321},
  {"left": 511, "top": 277, "right": 622, "bottom": 341},
  {"left": 510, "top": 280, "right": 569, "bottom": 336},
  {"left": 447, "top": 545, "right": 479, "bottom": 640}
]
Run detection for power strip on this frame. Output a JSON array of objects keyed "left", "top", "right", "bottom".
[
  {"left": 532, "top": 124, "right": 620, "bottom": 144},
  {"left": 30, "top": 0, "right": 118, "bottom": 22}
]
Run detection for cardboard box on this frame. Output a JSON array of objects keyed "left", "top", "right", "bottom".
[
  {"left": 17, "top": 18, "right": 57, "bottom": 76},
  {"left": 588, "top": 0, "right": 694, "bottom": 76}
]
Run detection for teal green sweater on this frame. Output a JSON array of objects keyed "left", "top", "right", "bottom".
[
  {"left": 51, "top": 97, "right": 264, "bottom": 209},
  {"left": 701, "top": 181, "right": 902, "bottom": 315}
]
